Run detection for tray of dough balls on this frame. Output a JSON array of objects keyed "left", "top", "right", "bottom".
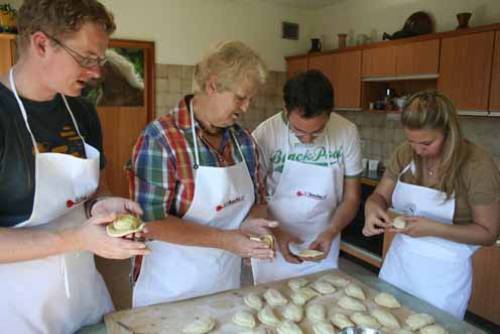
[{"left": 105, "top": 270, "right": 460, "bottom": 334}]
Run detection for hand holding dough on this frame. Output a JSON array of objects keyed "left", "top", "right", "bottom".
[
  {"left": 244, "top": 292, "right": 263, "bottom": 310},
  {"left": 306, "top": 303, "right": 326, "bottom": 322},
  {"left": 276, "top": 320, "right": 303, "bottom": 334},
  {"left": 329, "top": 313, "right": 354, "bottom": 329},
  {"left": 258, "top": 305, "right": 281, "bottom": 327},
  {"left": 310, "top": 280, "right": 336, "bottom": 294},
  {"left": 338, "top": 296, "right": 366, "bottom": 312},
  {"left": 344, "top": 283, "right": 366, "bottom": 300},
  {"left": 282, "top": 303, "right": 303, "bottom": 322},
  {"left": 392, "top": 216, "right": 407, "bottom": 229},
  {"left": 374, "top": 292, "right": 401, "bottom": 308},
  {"left": 232, "top": 310, "right": 256, "bottom": 328},
  {"left": 264, "top": 288, "right": 288, "bottom": 306},
  {"left": 297, "top": 249, "right": 324, "bottom": 259},
  {"left": 182, "top": 316, "right": 216, "bottom": 334},
  {"left": 405, "top": 313, "right": 434, "bottom": 330},
  {"left": 370, "top": 308, "right": 400, "bottom": 329}
]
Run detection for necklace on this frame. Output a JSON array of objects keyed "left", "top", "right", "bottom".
[{"left": 424, "top": 159, "right": 439, "bottom": 176}]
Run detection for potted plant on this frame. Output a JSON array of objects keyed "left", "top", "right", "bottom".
[{"left": 0, "top": 4, "right": 17, "bottom": 33}]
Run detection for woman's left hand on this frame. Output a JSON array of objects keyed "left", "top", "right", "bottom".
[{"left": 393, "top": 216, "right": 439, "bottom": 238}]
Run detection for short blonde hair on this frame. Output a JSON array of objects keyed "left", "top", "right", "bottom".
[
  {"left": 193, "top": 40, "right": 268, "bottom": 94},
  {"left": 402, "top": 90, "right": 467, "bottom": 198}
]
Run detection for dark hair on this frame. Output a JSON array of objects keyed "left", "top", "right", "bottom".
[
  {"left": 17, "top": 0, "right": 116, "bottom": 52},
  {"left": 283, "top": 69, "right": 334, "bottom": 118}
]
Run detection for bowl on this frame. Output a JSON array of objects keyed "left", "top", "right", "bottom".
[{"left": 339, "top": 327, "right": 384, "bottom": 334}]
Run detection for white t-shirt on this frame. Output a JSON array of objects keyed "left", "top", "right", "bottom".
[{"left": 253, "top": 111, "right": 363, "bottom": 196}]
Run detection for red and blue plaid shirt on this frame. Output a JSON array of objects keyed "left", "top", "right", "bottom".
[{"left": 129, "top": 95, "right": 266, "bottom": 221}]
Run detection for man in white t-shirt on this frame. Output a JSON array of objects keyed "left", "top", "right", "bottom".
[{"left": 251, "top": 70, "right": 363, "bottom": 284}]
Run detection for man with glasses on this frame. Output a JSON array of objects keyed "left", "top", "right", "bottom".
[
  {"left": 251, "top": 69, "right": 363, "bottom": 283},
  {"left": 0, "top": 1, "right": 149, "bottom": 333}
]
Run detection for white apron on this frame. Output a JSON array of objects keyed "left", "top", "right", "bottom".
[
  {"left": 0, "top": 69, "right": 113, "bottom": 334},
  {"left": 133, "top": 101, "right": 255, "bottom": 307},
  {"left": 379, "top": 163, "right": 479, "bottom": 319},
  {"left": 252, "top": 126, "right": 342, "bottom": 284}
]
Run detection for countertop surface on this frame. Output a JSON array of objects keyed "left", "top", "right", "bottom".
[{"left": 78, "top": 266, "right": 484, "bottom": 334}]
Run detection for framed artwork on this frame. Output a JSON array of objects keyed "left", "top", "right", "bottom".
[{"left": 83, "top": 39, "right": 155, "bottom": 121}]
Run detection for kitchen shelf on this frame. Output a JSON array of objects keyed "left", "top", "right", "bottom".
[{"left": 362, "top": 73, "right": 439, "bottom": 82}]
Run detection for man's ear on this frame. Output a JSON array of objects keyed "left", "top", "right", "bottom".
[
  {"left": 204, "top": 75, "right": 218, "bottom": 95},
  {"left": 31, "top": 31, "right": 50, "bottom": 58}
]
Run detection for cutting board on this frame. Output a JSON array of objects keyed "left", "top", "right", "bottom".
[{"left": 104, "top": 269, "right": 448, "bottom": 333}]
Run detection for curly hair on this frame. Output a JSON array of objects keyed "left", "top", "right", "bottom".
[
  {"left": 193, "top": 40, "right": 267, "bottom": 94},
  {"left": 17, "top": 0, "right": 115, "bottom": 52}
]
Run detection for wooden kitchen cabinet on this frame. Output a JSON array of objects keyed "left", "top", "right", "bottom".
[
  {"left": 332, "top": 50, "right": 362, "bottom": 108},
  {"left": 438, "top": 31, "right": 495, "bottom": 111},
  {"left": 469, "top": 244, "right": 500, "bottom": 326},
  {"left": 395, "top": 39, "right": 439, "bottom": 76},
  {"left": 362, "top": 46, "right": 396, "bottom": 77},
  {"left": 308, "top": 53, "right": 334, "bottom": 85},
  {"left": 0, "top": 34, "right": 15, "bottom": 77},
  {"left": 489, "top": 31, "right": 500, "bottom": 112},
  {"left": 286, "top": 56, "right": 307, "bottom": 79}
]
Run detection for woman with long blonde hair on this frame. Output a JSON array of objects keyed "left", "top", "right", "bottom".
[{"left": 363, "top": 90, "right": 500, "bottom": 319}]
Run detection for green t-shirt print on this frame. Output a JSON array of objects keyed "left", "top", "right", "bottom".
[{"left": 270, "top": 146, "right": 344, "bottom": 173}]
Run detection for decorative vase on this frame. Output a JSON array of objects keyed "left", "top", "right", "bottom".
[
  {"left": 337, "top": 33, "right": 347, "bottom": 49},
  {"left": 309, "top": 38, "right": 322, "bottom": 53},
  {"left": 456, "top": 12, "right": 471, "bottom": 30}
]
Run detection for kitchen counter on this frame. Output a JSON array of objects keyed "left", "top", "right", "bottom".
[{"left": 79, "top": 267, "right": 484, "bottom": 334}]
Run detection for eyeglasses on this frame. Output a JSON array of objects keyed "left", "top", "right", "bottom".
[
  {"left": 42, "top": 31, "right": 108, "bottom": 69},
  {"left": 290, "top": 125, "right": 325, "bottom": 139}
]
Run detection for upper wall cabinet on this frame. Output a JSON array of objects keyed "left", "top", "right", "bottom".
[
  {"left": 0, "top": 34, "right": 15, "bottom": 77},
  {"left": 286, "top": 56, "right": 308, "bottom": 79},
  {"left": 395, "top": 39, "right": 439, "bottom": 76},
  {"left": 489, "top": 31, "right": 500, "bottom": 112},
  {"left": 362, "top": 46, "right": 396, "bottom": 77},
  {"left": 308, "top": 53, "right": 334, "bottom": 84},
  {"left": 332, "top": 51, "right": 362, "bottom": 109},
  {"left": 362, "top": 39, "right": 439, "bottom": 78},
  {"left": 438, "top": 31, "right": 495, "bottom": 111}
]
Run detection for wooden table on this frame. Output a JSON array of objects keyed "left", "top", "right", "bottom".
[{"left": 102, "top": 268, "right": 484, "bottom": 334}]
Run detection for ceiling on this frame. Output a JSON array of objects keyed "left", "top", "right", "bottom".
[{"left": 266, "top": 0, "right": 344, "bottom": 9}]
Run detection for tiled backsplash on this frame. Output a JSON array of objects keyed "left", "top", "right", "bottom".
[
  {"left": 338, "top": 110, "right": 500, "bottom": 170},
  {"left": 155, "top": 63, "right": 286, "bottom": 131},
  {"left": 155, "top": 64, "right": 500, "bottom": 170}
]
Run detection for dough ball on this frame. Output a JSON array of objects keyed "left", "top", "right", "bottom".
[
  {"left": 374, "top": 292, "right": 401, "bottom": 309},
  {"left": 263, "top": 288, "right": 288, "bottom": 306},
  {"left": 182, "top": 316, "right": 215, "bottom": 334}
]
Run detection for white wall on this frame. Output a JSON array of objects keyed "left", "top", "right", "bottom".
[
  {"left": 310, "top": 0, "right": 500, "bottom": 50},
  {"left": 99, "top": 0, "right": 311, "bottom": 71}
]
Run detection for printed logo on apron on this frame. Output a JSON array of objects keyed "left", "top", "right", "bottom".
[{"left": 216, "top": 195, "right": 246, "bottom": 212}]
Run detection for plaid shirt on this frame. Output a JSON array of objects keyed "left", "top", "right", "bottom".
[{"left": 129, "top": 95, "right": 266, "bottom": 221}]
